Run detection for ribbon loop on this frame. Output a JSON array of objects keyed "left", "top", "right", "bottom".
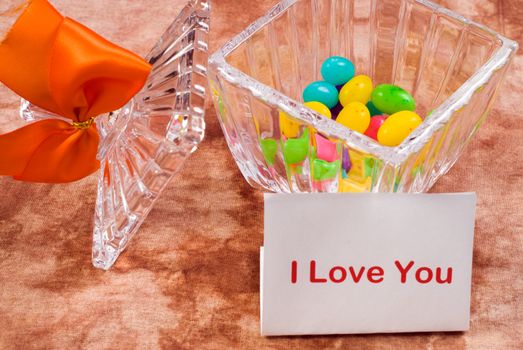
[{"left": 0, "top": 0, "right": 151, "bottom": 183}]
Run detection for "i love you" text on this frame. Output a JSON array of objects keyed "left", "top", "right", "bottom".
[{"left": 290, "top": 260, "right": 453, "bottom": 285}]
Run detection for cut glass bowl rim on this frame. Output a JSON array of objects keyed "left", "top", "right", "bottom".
[{"left": 209, "top": 0, "right": 518, "bottom": 165}]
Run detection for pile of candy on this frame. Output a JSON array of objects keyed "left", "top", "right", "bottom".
[
  {"left": 261, "top": 56, "right": 427, "bottom": 191},
  {"left": 300, "top": 56, "right": 422, "bottom": 147}
]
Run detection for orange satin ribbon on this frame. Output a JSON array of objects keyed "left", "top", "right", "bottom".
[{"left": 0, "top": 0, "right": 151, "bottom": 183}]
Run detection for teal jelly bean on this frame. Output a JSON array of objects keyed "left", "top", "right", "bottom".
[
  {"left": 313, "top": 159, "right": 340, "bottom": 181},
  {"left": 366, "top": 101, "right": 382, "bottom": 116},
  {"left": 371, "top": 84, "right": 416, "bottom": 115},
  {"left": 321, "top": 56, "right": 355, "bottom": 86},
  {"left": 303, "top": 81, "right": 339, "bottom": 109},
  {"left": 283, "top": 129, "right": 309, "bottom": 165},
  {"left": 260, "top": 138, "right": 278, "bottom": 166}
]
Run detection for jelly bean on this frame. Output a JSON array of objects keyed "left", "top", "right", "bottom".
[
  {"left": 342, "top": 148, "right": 351, "bottom": 172},
  {"left": 339, "top": 75, "right": 373, "bottom": 106},
  {"left": 364, "top": 115, "right": 387, "bottom": 141},
  {"left": 321, "top": 56, "right": 355, "bottom": 86},
  {"left": 364, "top": 157, "right": 375, "bottom": 177},
  {"left": 312, "top": 159, "right": 340, "bottom": 181},
  {"left": 377, "top": 110, "right": 422, "bottom": 146},
  {"left": 283, "top": 128, "right": 310, "bottom": 165},
  {"left": 279, "top": 111, "right": 300, "bottom": 138},
  {"left": 315, "top": 134, "right": 338, "bottom": 162},
  {"left": 304, "top": 101, "right": 331, "bottom": 118},
  {"left": 260, "top": 138, "right": 278, "bottom": 166},
  {"left": 303, "top": 81, "right": 339, "bottom": 109},
  {"left": 366, "top": 101, "right": 382, "bottom": 116},
  {"left": 347, "top": 151, "right": 376, "bottom": 184},
  {"left": 330, "top": 102, "right": 344, "bottom": 120},
  {"left": 336, "top": 101, "right": 371, "bottom": 134},
  {"left": 371, "top": 84, "right": 416, "bottom": 115}
]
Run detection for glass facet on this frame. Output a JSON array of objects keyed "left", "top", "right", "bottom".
[{"left": 208, "top": 0, "right": 517, "bottom": 194}]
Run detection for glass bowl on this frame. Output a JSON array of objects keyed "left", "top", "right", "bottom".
[{"left": 208, "top": 0, "right": 518, "bottom": 193}]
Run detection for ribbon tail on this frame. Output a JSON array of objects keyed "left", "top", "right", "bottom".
[{"left": 0, "top": 119, "right": 99, "bottom": 183}]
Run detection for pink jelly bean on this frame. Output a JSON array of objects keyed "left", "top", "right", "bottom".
[
  {"left": 315, "top": 134, "right": 338, "bottom": 162},
  {"left": 364, "top": 115, "right": 387, "bottom": 141}
]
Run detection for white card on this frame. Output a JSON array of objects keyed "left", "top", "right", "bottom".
[{"left": 261, "top": 193, "right": 476, "bottom": 336}]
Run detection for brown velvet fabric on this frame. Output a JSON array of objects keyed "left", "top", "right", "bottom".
[{"left": 0, "top": 0, "right": 522, "bottom": 348}]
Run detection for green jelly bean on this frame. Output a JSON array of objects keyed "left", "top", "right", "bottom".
[
  {"left": 371, "top": 84, "right": 416, "bottom": 115},
  {"left": 364, "top": 157, "right": 375, "bottom": 177},
  {"left": 366, "top": 101, "right": 382, "bottom": 116},
  {"left": 260, "top": 138, "right": 278, "bottom": 166},
  {"left": 283, "top": 129, "right": 309, "bottom": 165},
  {"left": 313, "top": 159, "right": 340, "bottom": 181}
]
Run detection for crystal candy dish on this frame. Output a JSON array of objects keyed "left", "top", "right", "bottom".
[
  {"left": 208, "top": 0, "right": 518, "bottom": 193},
  {"left": 20, "top": 0, "right": 211, "bottom": 270}
]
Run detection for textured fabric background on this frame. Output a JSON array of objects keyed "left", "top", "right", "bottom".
[{"left": 0, "top": 0, "right": 522, "bottom": 349}]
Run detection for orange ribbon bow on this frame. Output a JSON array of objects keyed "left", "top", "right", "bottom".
[{"left": 0, "top": 0, "right": 151, "bottom": 183}]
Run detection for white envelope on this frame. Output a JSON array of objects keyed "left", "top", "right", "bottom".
[{"left": 261, "top": 193, "right": 476, "bottom": 336}]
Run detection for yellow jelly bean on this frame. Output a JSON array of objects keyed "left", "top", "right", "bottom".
[
  {"left": 336, "top": 102, "right": 370, "bottom": 134},
  {"left": 377, "top": 110, "right": 422, "bottom": 147},
  {"left": 279, "top": 111, "right": 301, "bottom": 138},
  {"left": 304, "top": 101, "right": 332, "bottom": 119},
  {"left": 339, "top": 75, "right": 373, "bottom": 106}
]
